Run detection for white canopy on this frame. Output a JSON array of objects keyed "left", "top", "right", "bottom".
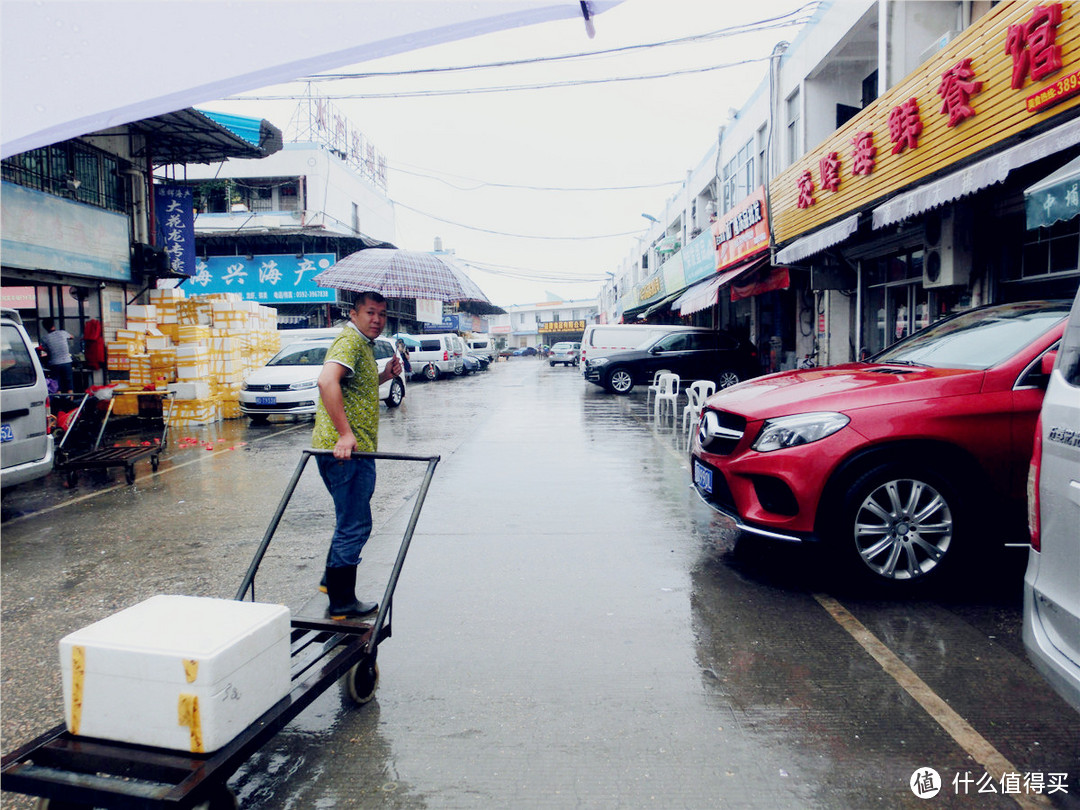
[{"left": 1, "top": 1, "right": 619, "bottom": 159}]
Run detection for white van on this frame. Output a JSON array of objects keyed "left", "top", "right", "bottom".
[
  {"left": 579, "top": 324, "right": 708, "bottom": 372},
  {"left": 410, "top": 333, "right": 464, "bottom": 380},
  {"left": 1, "top": 309, "right": 54, "bottom": 488},
  {"left": 467, "top": 337, "right": 496, "bottom": 363},
  {"left": 1023, "top": 289, "right": 1080, "bottom": 712}
]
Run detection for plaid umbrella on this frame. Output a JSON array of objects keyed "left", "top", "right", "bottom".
[{"left": 314, "top": 249, "right": 492, "bottom": 304}]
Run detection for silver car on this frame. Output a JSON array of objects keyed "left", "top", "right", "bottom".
[
  {"left": 549, "top": 341, "right": 580, "bottom": 367},
  {"left": 1023, "top": 289, "right": 1080, "bottom": 712}
]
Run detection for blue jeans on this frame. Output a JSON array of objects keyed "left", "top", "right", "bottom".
[{"left": 316, "top": 456, "right": 376, "bottom": 568}]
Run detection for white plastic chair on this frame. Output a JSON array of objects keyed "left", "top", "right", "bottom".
[
  {"left": 653, "top": 373, "right": 680, "bottom": 424},
  {"left": 683, "top": 380, "right": 716, "bottom": 449},
  {"left": 645, "top": 369, "right": 671, "bottom": 411}
]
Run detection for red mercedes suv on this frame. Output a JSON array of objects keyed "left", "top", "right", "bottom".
[{"left": 690, "top": 300, "right": 1071, "bottom": 589}]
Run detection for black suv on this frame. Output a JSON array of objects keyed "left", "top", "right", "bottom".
[{"left": 584, "top": 329, "right": 758, "bottom": 394}]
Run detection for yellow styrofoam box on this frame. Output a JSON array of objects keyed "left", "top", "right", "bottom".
[
  {"left": 168, "top": 399, "right": 218, "bottom": 427},
  {"left": 149, "top": 287, "right": 185, "bottom": 301},
  {"left": 126, "top": 305, "right": 157, "bottom": 321},
  {"left": 110, "top": 394, "right": 140, "bottom": 416},
  {"left": 177, "top": 325, "right": 212, "bottom": 345},
  {"left": 158, "top": 324, "right": 179, "bottom": 341}
]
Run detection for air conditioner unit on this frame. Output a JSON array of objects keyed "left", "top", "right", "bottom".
[{"left": 923, "top": 206, "right": 971, "bottom": 288}]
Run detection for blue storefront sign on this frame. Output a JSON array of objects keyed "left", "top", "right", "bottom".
[
  {"left": 153, "top": 185, "right": 197, "bottom": 276},
  {"left": 423, "top": 313, "right": 459, "bottom": 332},
  {"left": 188, "top": 254, "right": 337, "bottom": 303},
  {"left": 682, "top": 229, "right": 718, "bottom": 285}
]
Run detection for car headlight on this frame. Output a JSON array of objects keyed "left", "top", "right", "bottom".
[
  {"left": 751, "top": 412, "right": 850, "bottom": 452},
  {"left": 289, "top": 380, "right": 318, "bottom": 391},
  {"left": 589, "top": 357, "right": 610, "bottom": 367},
  {"left": 241, "top": 382, "right": 251, "bottom": 391}
]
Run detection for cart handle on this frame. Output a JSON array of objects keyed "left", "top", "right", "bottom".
[{"left": 234, "top": 449, "right": 441, "bottom": 604}]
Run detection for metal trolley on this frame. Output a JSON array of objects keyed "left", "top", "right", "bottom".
[
  {"left": 54, "top": 391, "right": 174, "bottom": 486},
  {"left": 1, "top": 448, "right": 440, "bottom": 809}
]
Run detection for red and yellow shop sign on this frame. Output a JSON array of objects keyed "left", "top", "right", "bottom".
[
  {"left": 771, "top": 2, "right": 1080, "bottom": 246},
  {"left": 713, "top": 186, "right": 770, "bottom": 270}
]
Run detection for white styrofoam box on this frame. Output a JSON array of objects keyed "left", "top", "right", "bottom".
[
  {"left": 167, "top": 381, "right": 211, "bottom": 400},
  {"left": 60, "top": 595, "right": 291, "bottom": 753}
]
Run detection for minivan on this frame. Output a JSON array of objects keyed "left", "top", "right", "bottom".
[
  {"left": 1, "top": 308, "right": 54, "bottom": 488},
  {"left": 1024, "top": 288, "right": 1080, "bottom": 712},
  {"left": 410, "top": 333, "right": 464, "bottom": 380},
  {"left": 467, "top": 337, "right": 496, "bottom": 363}
]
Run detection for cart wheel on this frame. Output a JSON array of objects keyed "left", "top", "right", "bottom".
[
  {"left": 191, "top": 786, "right": 238, "bottom": 810},
  {"left": 65, "top": 470, "right": 78, "bottom": 487},
  {"left": 151, "top": 455, "right": 160, "bottom": 471},
  {"left": 124, "top": 466, "right": 136, "bottom": 485},
  {"left": 346, "top": 659, "right": 379, "bottom": 705}
]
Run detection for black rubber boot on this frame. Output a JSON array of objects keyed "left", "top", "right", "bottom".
[{"left": 324, "top": 566, "right": 377, "bottom": 620}]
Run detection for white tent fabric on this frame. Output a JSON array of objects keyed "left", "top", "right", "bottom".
[{"left": 1, "top": 1, "right": 620, "bottom": 159}]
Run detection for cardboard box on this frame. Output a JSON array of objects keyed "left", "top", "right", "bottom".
[{"left": 60, "top": 595, "right": 290, "bottom": 753}]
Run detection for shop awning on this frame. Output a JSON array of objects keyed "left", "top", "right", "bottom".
[
  {"left": 641, "top": 290, "right": 683, "bottom": 318},
  {"left": 775, "top": 214, "right": 859, "bottom": 264},
  {"left": 674, "top": 256, "right": 769, "bottom": 316},
  {"left": 130, "top": 109, "right": 283, "bottom": 165},
  {"left": 1025, "top": 154, "right": 1080, "bottom": 229},
  {"left": 872, "top": 116, "right": 1080, "bottom": 230}
]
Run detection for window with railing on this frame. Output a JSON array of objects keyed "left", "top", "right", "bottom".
[
  {"left": 722, "top": 140, "right": 754, "bottom": 212},
  {"left": 2, "top": 141, "right": 127, "bottom": 213}
]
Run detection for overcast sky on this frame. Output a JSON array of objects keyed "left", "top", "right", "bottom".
[{"left": 203, "top": 0, "right": 816, "bottom": 307}]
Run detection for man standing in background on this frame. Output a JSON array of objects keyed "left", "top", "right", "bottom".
[{"left": 40, "top": 318, "right": 74, "bottom": 393}]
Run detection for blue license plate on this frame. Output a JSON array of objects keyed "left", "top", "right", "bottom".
[
  {"left": 0, "top": 424, "right": 13, "bottom": 443},
  {"left": 255, "top": 396, "right": 277, "bottom": 405},
  {"left": 693, "top": 460, "right": 713, "bottom": 494}
]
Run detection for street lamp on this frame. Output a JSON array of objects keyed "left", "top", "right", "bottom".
[{"left": 641, "top": 213, "right": 660, "bottom": 223}]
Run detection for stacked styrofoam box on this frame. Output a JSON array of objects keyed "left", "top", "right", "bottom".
[
  {"left": 217, "top": 383, "right": 243, "bottom": 420},
  {"left": 115, "top": 329, "right": 147, "bottom": 354},
  {"left": 149, "top": 348, "right": 177, "bottom": 384},
  {"left": 149, "top": 287, "right": 184, "bottom": 326},
  {"left": 177, "top": 325, "right": 212, "bottom": 345},
  {"left": 169, "top": 398, "right": 218, "bottom": 427},
  {"left": 175, "top": 344, "right": 210, "bottom": 381},
  {"left": 126, "top": 305, "right": 157, "bottom": 333},
  {"left": 167, "top": 381, "right": 211, "bottom": 401},
  {"left": 106, "top": 342, "right": 130, "bottom": 371},
  {"left": 209, "top": 334, "right": 244, "bottom": 384},
  {"left": 129, "top": 353, "right": 152, "bottom": 387},
  {"left": 59, "top": 595, "right": 291, "bottom": 753}
]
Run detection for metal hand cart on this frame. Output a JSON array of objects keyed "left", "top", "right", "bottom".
[
  {"left": 55, "top": 390, "right": 174, "bottom": 486},
  {"left": 1, "top": 448, "right": 440, "bottom": 809}
]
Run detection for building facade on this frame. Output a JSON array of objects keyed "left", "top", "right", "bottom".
[
  {"left": 490, "top": 298, "right": 600, "bottom": 351},
  {"left": 603, "top": 1, "right": 1080, "bottom": 373}
]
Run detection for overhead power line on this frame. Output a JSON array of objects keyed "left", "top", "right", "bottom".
[
  {"left": 301, "top": 5, "right": 819, "bottom": 81},
  {"left": 389, "top": 162, "right": 682, "bottom": 192},
  {"left": 235, "top": 55, "right": 776, "bottom": 101},
  {"left": 393, "top": 200, "right": 646, "bottom": 241}
]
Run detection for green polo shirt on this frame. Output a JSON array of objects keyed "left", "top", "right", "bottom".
[{"left": 312, "top": 323, "right": 380, "bottom": 452}]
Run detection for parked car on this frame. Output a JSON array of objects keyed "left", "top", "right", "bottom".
[
  {"left": 520, "top": 346, "right": 538, "bottom": 356},
  {"left": 410, "top": 333, "right": 463, "bottom": 380},
  {"left": 579, "top": 323, "right": 702, "bottom": 371},
  {"left": 584, "top": 329, "right": 757, "bottom": 394},
  {"left": 467, "top": 337, "right": 497, "bottom": 363},
  {"left": 690, "top": 300, "right": 1071, "bottom": 589},
  {"left": 239, "top": 336, "right": 405, "bottom": 423},
  {"left": 1, "top": 308, "right": 54, "bottom": 488},
  {"left": 549, "top": 342, "right": 581, "bottom": 367},
  {"left": 461, "top": 354, "right": 482, "bottom": 375},
  {"left": 498, "top": 347, "right": 517, "bottom": 359},
  {"left": 1024, "top": 290, "right": 1080, "bottom": 711}
]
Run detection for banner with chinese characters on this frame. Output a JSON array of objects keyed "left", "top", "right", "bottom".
[
  {"left": 713, "top": 186, "right": 769, "bottom": 271},
  {"left": 153, "top": 185, "right": 197, "bottom": 276},
  {"left": 538, "top": 320, "right": 586, "bottom": 333},
  {"left": 187, "top": 254, "right": 336, "bottom": 303},
  {"left": 771, "top": 1, "right": 1080, "bottom": 246}
]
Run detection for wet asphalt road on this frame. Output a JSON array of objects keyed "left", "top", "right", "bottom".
[{"left": 2, "top": 358, "right": 1078, "bottom": 809}]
